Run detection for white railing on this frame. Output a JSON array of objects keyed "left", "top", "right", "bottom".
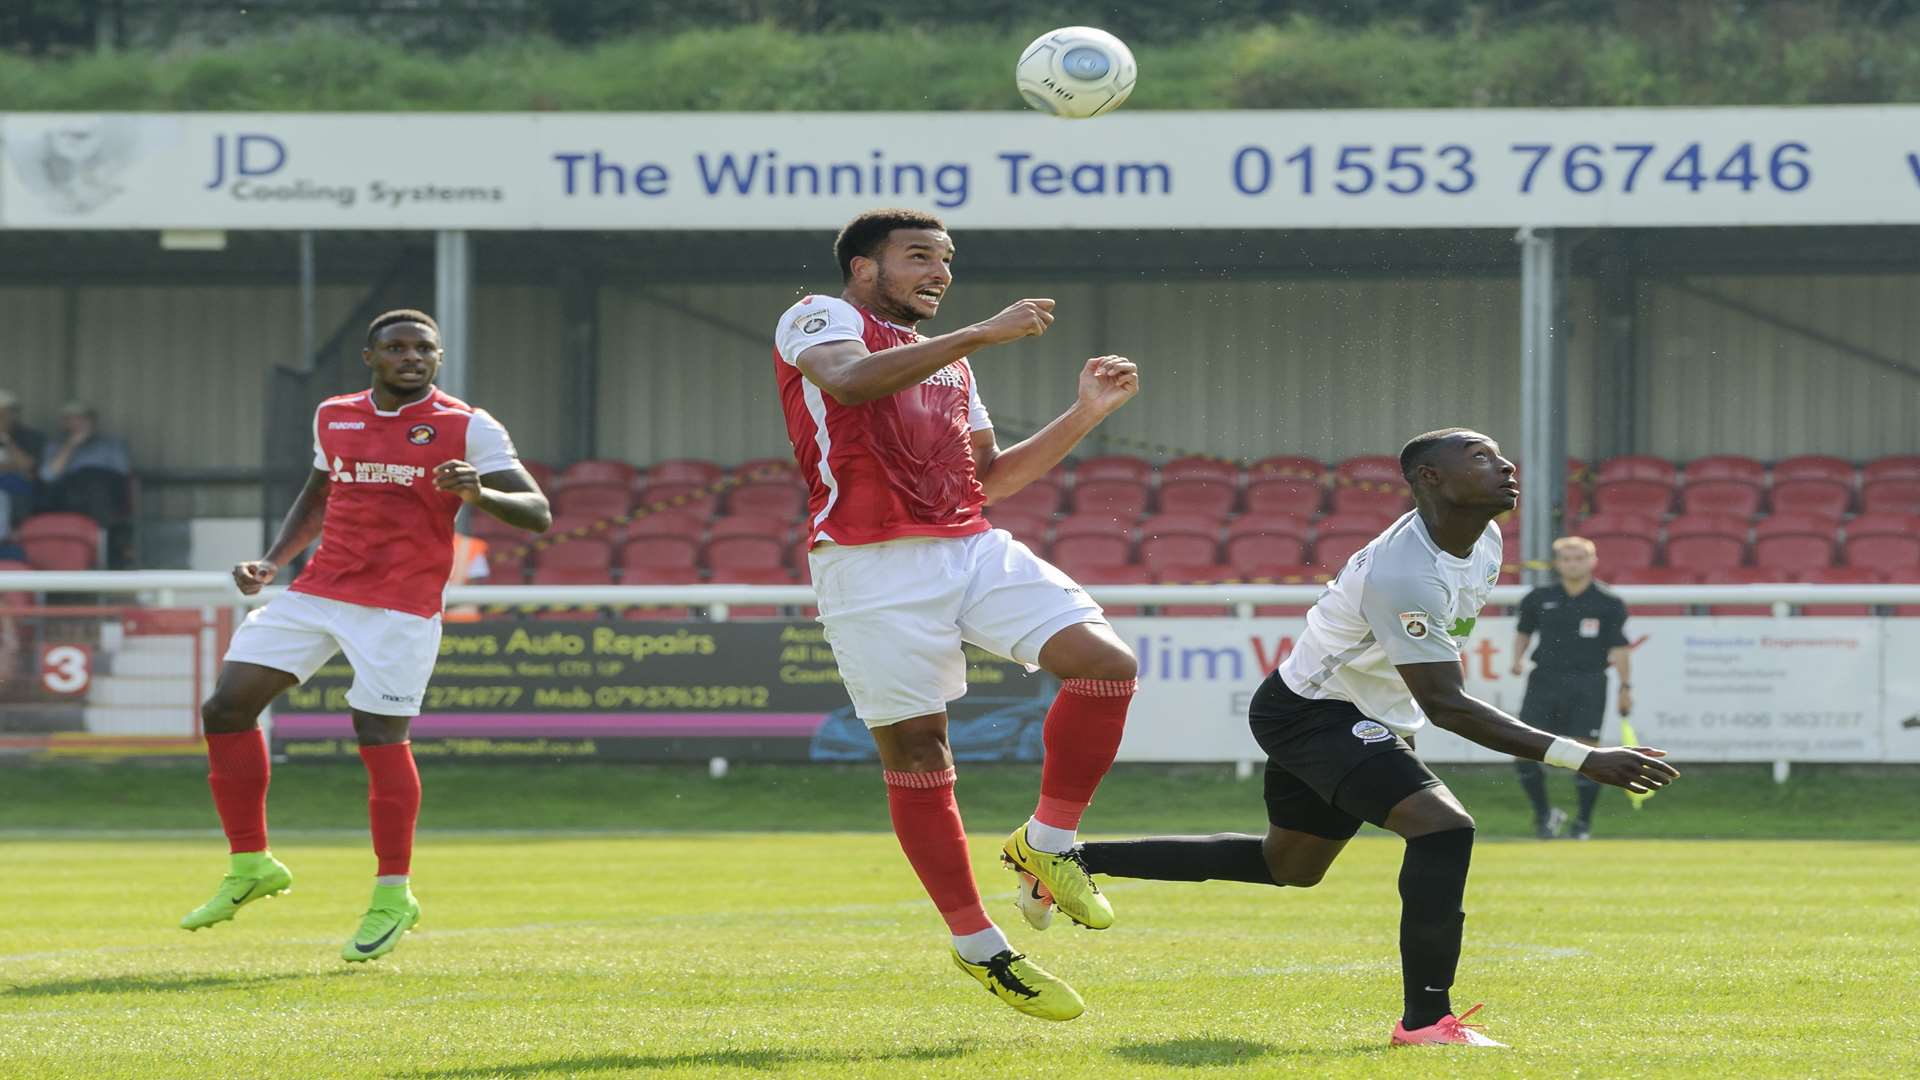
[{"left": 5, "top": 570, "right": 1920, "bottom": 619}]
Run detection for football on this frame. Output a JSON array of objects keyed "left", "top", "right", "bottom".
[{"left": 1015, "top": 26, "right": 1137, "bottom": 119}]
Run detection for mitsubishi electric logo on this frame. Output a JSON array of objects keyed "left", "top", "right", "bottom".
[{"left": 330, "top": 456, "right": 426, "bottom": 486}]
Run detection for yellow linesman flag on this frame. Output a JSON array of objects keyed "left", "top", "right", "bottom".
[{"left": 1620, "top": 716, "right": 1654, "bottom": 810}]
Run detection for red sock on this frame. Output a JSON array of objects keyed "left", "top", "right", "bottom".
[
  {"left": 359, "top": 742, "right": 421, "bottom": 876},
  {"left": 1035, "top": 677, "right": 1136, "bottom": 830},
  {"left": 885, "top": 768, "right": 990, "bottom": 935},
  {"left": 205, "top": 729, "right": 270, "bottom": 853}
]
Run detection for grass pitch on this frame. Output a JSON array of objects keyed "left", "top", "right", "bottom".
[{"left": 4, "top": 830, "right": 1915, "bottom": 1079}]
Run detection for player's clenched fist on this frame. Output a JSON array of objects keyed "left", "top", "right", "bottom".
[
  {"left": 231, "top": 560, "right": 278, "bottom": 595},
  {"left": 1579, "top": 745, "right": 1680, "bottom": 794},
  {"left": 1078, "top": 354, "right": 1140, "bottom": 416},
  {"left": 433, "top": 460, "right": 485, "bottom": 503},
  {"left": 975, "top": 298, "right": 1055, "bottom": 345}
]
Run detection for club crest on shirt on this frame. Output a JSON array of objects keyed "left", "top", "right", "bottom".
[
  {"left": 1398, "top": 611, "right": 1431, "bottom": 639},
  {"left": 1486, "top": 568, "right": 1499, "bottom": 587},
  {"left": 1352, "top": 720, "right": 1394, "bottom": 744},
  {"left": 407, "top": 423, "right": 436, "bottom": 446},
  {"left": 800, "top": 313, "right": 829, "bottom": 334}
]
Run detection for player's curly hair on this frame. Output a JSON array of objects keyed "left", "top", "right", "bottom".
[
  {"left": 834, "top": 209, "right": 947, "bottom": 282},
  {"left": 366, "top": 309, "right": 440, "bottom": 345},
  {"left": 1399, "top": 427, "right": 1477, "bottom": 484}
]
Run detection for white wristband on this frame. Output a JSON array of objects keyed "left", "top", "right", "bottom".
[{"left": 1542, "top": 736, "right": 1592, "bottom": 771}]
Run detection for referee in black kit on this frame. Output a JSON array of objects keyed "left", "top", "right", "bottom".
[{"left": 1509, "top": 536, "right": 1633, "bottom": 840}]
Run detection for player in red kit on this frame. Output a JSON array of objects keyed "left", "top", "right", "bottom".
[
  {"left": 776, "top": 210, "right": 1141, "bottom": 1020},
  {"left": 179, "top": 309, "right": 551, "bottom": 962}
]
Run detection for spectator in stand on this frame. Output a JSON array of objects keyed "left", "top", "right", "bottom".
[
  {"left": 0, "top": 388, "right": 47, "bottom": 530},
  {"left": 39, "top": 401, "right": 133, "bottom": 567}
]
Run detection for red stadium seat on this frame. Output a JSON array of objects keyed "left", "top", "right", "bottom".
[
  {"left": 1136, "top": 515, "right": 1221, "bottom": 571},
  {"left": 1224, "top": 513, "right": 1312, "bottom": 569},
  {"left": 1058, "top": 562, "right": 1150, "bottom": 614},
  {"left": 1752, "top": 514, "right": 1837, "bottom": 575},
  {"left": 1157, "top": 478, "right": 1237, "bottom": 517},
  {"left": 1703, "top": 566, "right": 1792, "bottom": 615},
  {"left": 1774, "top": 455, "right": 1856, "bottom": 485},
  {"left": 648, "top": 458, "right": 724, "bottom": 486},
  {"left": 1244, "top": 475, "right": 1325, "bottom": 515},
  {"left": 1662, "top": 514, "right": 1750, "bottom": 574},
  {"left": 703, "top": 516, "right": 792, "bottom": 571},
  {"left": 619, "top": 535, "right": 699, "bottom": 572},
  {"left": 466, "top": 510, "right": 524, "bottom": 544},
  {"left": 1597, "top": 455, "right": 1679, "bottom": 485},
  {"left": 519, "top": 459, "right": 556, "bottom": 492},
  {"left": 1052, "top": 514, "right": 1132, "bottom": 566},
  {"left": 17, "top": 513, "right": 103, "bottom": 570},
  {"left": 1236, "top": 562, "right": 1332, "bottom": 616},
  {"left": 1161, "top": 456, "right": 1238, "bottom": 484},
  {"left": 1329, "top": 485, "right": 1412, "bottom": 517},
  {"left": 1797, "top": 566, "right": 1882, "bottom": 615},
  {"left": 705, "top": 565, "right": 796, "bottom": 617},
  {"left": 1311, "top": 531, "right": 1373, "bottom": 570},
  {"left": 535, "top": 538, "right": 613, "bottom": 573},
  {"left": 1318, "top": 511, "right": 1399, "bottom": 535},
  {"left": 559, "top": 458, "right": 639, "bottom": 490},
  {"left": 627, "top": 509, "right": 706, "bottom": 540},
  {"left": 1843, "top": 514, "right": 1920, "bottom": 575},
  {"left": 1334, "top": 455, "right": 1402, "bottom": 485},
  {"left": 996, "top": 478, "right": 1065, "bottom": 518},
  {"left": 618, "top": 565, "right": 699, "bottom": 620},
  {"left": 1591, "top": 478, "right": 1675, "bottom": 516},
  {"left": 1072, "top": 478, "right": 1150, "bottom": 519},
  {"left": 528, "top": 566, "right": 616, "bottom": 621},
  {"left": 728, "top": 481, "right": 806, "bottom": 519},
  {"left": 989, "top": 510, "right": 1050, "bottom": 546},
  {"left": 1861, "top": 478, "right": 1920, "bottom": 515},
  {"left": 1152, "top": 563, "right": 1238, "bottom": 616},
  {"left": 1250, "top": 455, "right": 1326, "bottom": 481},
  {"left": 1608, "top": 566, "right": 1699, "bottom": 615},
  {"left": 1074, "top": 455, "right": 1153, "bottom": 484},
  {"left": 1680, "top": 480, "right": 1762, "bottom": 517},
  {"left": 1576, "top": 512, "right": 1661, "bottom": 571},
  {"left": 636, "top": 482, "right": 719, "bottom": 517},
  {"left": 731, "top": 457, "right": 799, "bottom": 484},
  {"left": 1769, "top": 479, "right": 1851, "bottom": 519},
  {"left": 1683, "top": 455, "right": 1766, "bottom": 485},
  {"left": 552, "top": 482, "right": 633, "bottom": 521},
  {"left": 1863, "top": 455, "right": 1920, "bottom": 484}
]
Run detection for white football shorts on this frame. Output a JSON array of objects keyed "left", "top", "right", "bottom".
[
  {"left": 224, "top": 591, "right": 443, "bottom": 716},
  {"left": 808, "top": 528, "right": 1107, "bottom": 727}
]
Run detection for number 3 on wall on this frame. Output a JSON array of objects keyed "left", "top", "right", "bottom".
[{"left": 40, "top": 644, "right": 93, "bottom": 695}]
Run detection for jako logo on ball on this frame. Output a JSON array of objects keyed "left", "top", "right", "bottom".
[{"left": 1016, "top": 26, "right": 1137, "bottom": 119}]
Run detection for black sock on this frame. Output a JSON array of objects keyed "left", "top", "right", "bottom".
[
  {"left": 1575, "top": 773, "right": 1601, "bottom": 827},
  {"left": 1398, "top": 827, "right": 1475, "bottom": 1030},
  {"left": 1513, "top": 760, "right": 1550, "bottom": 823},
  {"left": 1077, "top": 834, "right": 1275, "bottom": 884}
]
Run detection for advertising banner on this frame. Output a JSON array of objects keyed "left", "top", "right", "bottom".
[
  {"left": 267, "top": 613, "right": 1906, "bottom": 764},
  {"left": 10, "top": 107, "right": 1920, "bottom": 230}
]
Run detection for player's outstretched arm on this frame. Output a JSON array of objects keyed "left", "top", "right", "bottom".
[
  {"left": 234, "top": 467, "right": 331, "bottom": 594},
  {"left": 1396, "top": 660, "right": 1680, "bottom": 794},
  {"left": 435, "top": 462, "right": 552, "bottom": 533},
  {"left": 797, "top": 299, "right": 1054, "bottom": 406},
  {"left": 973, "top": 356, "right": 1140, "bottom": 504}
]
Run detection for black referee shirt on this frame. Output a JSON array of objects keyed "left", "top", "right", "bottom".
[{"left": 1515, "top": 581, "right": 1629, "bottom": 674}]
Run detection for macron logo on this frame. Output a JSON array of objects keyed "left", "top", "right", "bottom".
[{"left": 328, "top": 421, "right": 366, "bottom": 429}]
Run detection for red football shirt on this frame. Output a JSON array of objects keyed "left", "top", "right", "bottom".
[
  {"left": 773, "top": 295, "right": 994, "bottom": 547},
  {"left": 289, "top": 388, "right": 519, "bottom": 618}
]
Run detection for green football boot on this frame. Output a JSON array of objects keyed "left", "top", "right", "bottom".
[
  {"left": 1002, "top": 825, "right": 1113, "bottom": 930},
  {"left": 342, "top": 883, "right": 421, "bottom": 962},
  {"left": 950, "top": 948, "right": 1085, "bottom": 1021},
  {"left": 179, "top": 851, "right": 294, "bottom": 931}
]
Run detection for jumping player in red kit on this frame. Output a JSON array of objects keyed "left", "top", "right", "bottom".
[
  {"left": 775, "top": 209, "right": 1142, "bottom": 1020},
  {"left": 179, "top": 310, "right": 551, "bottom": 962}
]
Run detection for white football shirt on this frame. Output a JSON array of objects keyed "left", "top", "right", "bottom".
[{"left": 1276, "top": 511, "right": 1504, "bottom": 735}]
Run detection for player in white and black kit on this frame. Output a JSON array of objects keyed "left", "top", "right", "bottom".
[{"left": 1071, "top": 429, "right": 1680, "bottom": 1048}]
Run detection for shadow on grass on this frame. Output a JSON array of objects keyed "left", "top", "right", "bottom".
[
  {"left": 4, "top": 970, "right": 343, "bottom": 998},
  {"left": 401, "top": 1043, "right": 966, "bottom": 1077},
  {"left": 1111, "top": 1036, "right": 1382, "bottom": 1067}
]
